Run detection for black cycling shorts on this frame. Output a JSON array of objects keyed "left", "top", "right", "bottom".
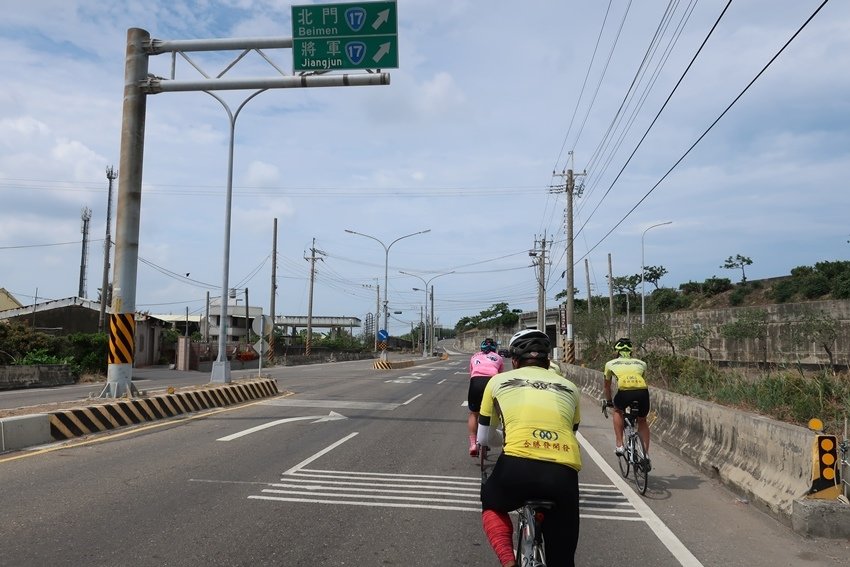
[
  {"left": 481, "top": 454, "right": 580, "bottom": 567},
  {"left": 467, "top": 376, "right": 491, "bottom": 412},
  {"left": 613, "top": 388, "right": 650, "bottom": 417}
]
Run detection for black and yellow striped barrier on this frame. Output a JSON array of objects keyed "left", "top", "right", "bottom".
[
  {"left": 372, "top": 359, "right": 415, "bottom": 370},
  {"left": 48, "top": 378, "right": 279, "bottom": 441}
]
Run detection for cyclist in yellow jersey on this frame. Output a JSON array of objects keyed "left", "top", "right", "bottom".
[
  {"left": 603, "top": 337, "right": 651, "bottom": 464},
  {"left": 477, "top": 329, "right": 581, "bottom": 567}
]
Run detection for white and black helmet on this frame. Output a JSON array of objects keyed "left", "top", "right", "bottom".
[{"left": 508, "top": 329, "right": 551, "bottom": 360}]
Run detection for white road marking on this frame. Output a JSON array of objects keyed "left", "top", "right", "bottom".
[
  {"left": 216, "top": 412, "right": 347, "bottom": 441},
  {"left": 577, "top": 431, "right": 705, "bottom": 566},
  {"left": 283, "top": 432, "right": 359, "bottom": 475},
  {"left": 402, "top": 394, "right": 422, "bottom": 405},
  {"left": 261, "top": 399, "right": 398, "bottom": 411}
]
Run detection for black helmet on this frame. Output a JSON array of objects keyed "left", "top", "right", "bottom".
[
  {"left": 480, "top": 338, "right": 497, "bottom": 353},
  {"left": 508, "top": 329, "right": 550, "bottom": 360},
  {"left": 614, "top": 337, "right": 633, "bottom": 353}
]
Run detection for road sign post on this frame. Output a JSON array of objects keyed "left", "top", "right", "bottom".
[{"left": 292, "top": 1, "right": 398, "bottom": 72}]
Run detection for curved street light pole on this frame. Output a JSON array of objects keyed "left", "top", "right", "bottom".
[
  {"left": 345, "top": 229, "right": 431, "bottom": 358},
  {"left": 641, "top": 221, "right": 672, "bottom": 327},
  {"left": 209, "top": 89, "right": 268, "bottom": 383},
  {"left": 401, "top": 270, "right": 455, "bottom": 357}
]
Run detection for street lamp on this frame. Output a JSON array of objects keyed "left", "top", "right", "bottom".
[
  {"left": 345, "top": 228, "right": 431, "bottom": 358},
  {"left": 210, "top": 88, "right": 268, "bottom": 384},
  {"left": 400, "top": 270, "right": 455, "bottom": 357},
  {"left": 641, "top": 221, "right": 672, "bottom": 326}
]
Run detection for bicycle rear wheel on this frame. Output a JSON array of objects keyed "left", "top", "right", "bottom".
[
  {"left": 515, "top": 508, "right": 534, "bottom": 565},
  {"left": 617, "top": 435, "right": 631, "bottom": 478},
  {"left": 632, "top": 435, "right": 649, "bottom": 494}
]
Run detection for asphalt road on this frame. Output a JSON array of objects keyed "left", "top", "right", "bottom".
[{"left": 1, "top": 357, "right": 848, "bottom": 566}]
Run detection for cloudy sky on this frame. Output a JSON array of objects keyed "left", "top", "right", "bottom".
[{"left": 1, "top": 0, "right": 847, "bottom": 337}]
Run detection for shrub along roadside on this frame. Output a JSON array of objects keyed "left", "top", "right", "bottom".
[
  {"left": 0, "top": 321, "right": 108, "bottom": 378},
  {"left": 633, "top": 352, "right": 850, "bottom": 434}
]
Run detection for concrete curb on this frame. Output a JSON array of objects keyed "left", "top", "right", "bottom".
[
  {"left": 0, "top": 414, "right": 52, "bottom": 451},
  {"left": 0, "top": 378, "right": 279, "bottom": 450},
  {"left": 561, "top": 363, "right": 850, "bottom": 539}
]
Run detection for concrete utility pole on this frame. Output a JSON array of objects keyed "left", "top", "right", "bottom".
[
  {"left": 529, "top": 235, "right": 548, "bottom": 333},
  {"left": 101, "top": 28, "right": 148, "bottom": 398},
  {"left": 552, "top": 155, "right": 585, "bottom": 363},
  {"left": 608, "top": 253, "right": 614, "bottom": 340},
  {"left": 304, "top": 238, "right": 325, "bottom": 356},
  {"left": 98, "top": 166, "right": 117, "bottom": 332},
  {"left": 269, "top": 218, "right": 277, "bottom": 363}
]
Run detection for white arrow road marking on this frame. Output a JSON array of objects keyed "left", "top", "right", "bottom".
[
  {"left": 372, "top": 9, "right": 389, "bottom": 29},
  {"left": 217, "top": 412, "right": 347, "bottom": 441},
  {"left": 372, "top": 42, "right": 390, "bottom": 62}
]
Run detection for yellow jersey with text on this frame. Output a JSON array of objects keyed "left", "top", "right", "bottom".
[
  {"left": 603, "top": 356, "right": 648, "bottom": 390},
  {"left": 479, "top": 366, "right": 582, "bottom": 471}
]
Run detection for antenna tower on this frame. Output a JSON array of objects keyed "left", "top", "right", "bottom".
[{"left": 79, "top": 207, "right": 92, "bottom": 298}]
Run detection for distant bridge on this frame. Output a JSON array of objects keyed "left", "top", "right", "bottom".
[{"left": 275, "top": 316, "right": 361, "bottom": 331}]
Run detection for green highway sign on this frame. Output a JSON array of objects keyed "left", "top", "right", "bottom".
[{"left": 292, "top": 1, "right": 398, "bottom": 71}]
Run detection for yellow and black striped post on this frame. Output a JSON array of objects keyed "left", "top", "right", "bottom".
[
  {"left": 108, "top": 313, "right": 135, "bottom": 364},
  {"left": 100, "top": 312, "right": 140, "bottom": 398}
]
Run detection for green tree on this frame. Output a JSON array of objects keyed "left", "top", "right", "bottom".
[
  {"left": 454, "top": 303, "right": 520, "bottom": 332},
  {"left": 721, "top": 254, "right": 753, "bottom": 283},
  {"left": 797, "top": 309, "right": 838, "bottom": 373},
  {"left": 634, "top": 316, "right": 676, "bottom": 355},
  {"left": 642, "top": 265, "right": 668, "bottom": 290}
]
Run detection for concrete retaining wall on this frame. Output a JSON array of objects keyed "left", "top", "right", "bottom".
[
  {"left": 0, "top": 365, "right": 75, "bottom": 390},
  {"left": 563, "top": 363, "right": 850, "bottom": 537}
]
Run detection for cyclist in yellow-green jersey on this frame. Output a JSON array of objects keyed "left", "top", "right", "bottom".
[
  {"left": 478, "top": 329, "right": 581, "bottom": 567},
  {"left": 603, "top": 337, "right": 651, "bottom": 463}
]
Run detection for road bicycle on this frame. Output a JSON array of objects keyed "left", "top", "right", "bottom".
[
  {"left": 479, "top": 445, "right": 551, "bottom": 567},
  {"left": 603, "top": 399, "right": 650, "bottom": 495}
]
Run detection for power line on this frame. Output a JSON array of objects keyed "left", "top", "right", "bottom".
[
  {"left": 578, "top": 0, "right": 831, "bottom": 262},
  {"left": 574, "top": 0, "right": 734, "bottom": 243}
]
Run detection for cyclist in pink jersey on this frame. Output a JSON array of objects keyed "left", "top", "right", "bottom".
[{"left": 467, "top": 338, "right": 504, "bottom": 456}]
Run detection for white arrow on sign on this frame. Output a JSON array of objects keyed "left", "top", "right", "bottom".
[
  {"left": 372, "top": 42, "right": 391, "bottom": 63},
  {"left": 372, "top": 8, "right": 390, "bottom": 30},
  {"left": 217, "top": 411, "right": 347, "bottom": 441}
]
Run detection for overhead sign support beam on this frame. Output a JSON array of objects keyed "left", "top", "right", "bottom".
[{"left": 104, "top": 22, "right": 392, "bottom": 396}]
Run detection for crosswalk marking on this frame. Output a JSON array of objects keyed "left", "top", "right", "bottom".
[{"left": 248, "top": 467, "right": 646, "bottom": 520}]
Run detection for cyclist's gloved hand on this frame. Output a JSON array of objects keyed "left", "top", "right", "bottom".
[{"left": 605, "top": 400, "right": 614, "bottom": 408}]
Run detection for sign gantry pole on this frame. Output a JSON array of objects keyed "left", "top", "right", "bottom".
[{"left": 104, "top": 13, "right": 395, "bottom": 395}]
